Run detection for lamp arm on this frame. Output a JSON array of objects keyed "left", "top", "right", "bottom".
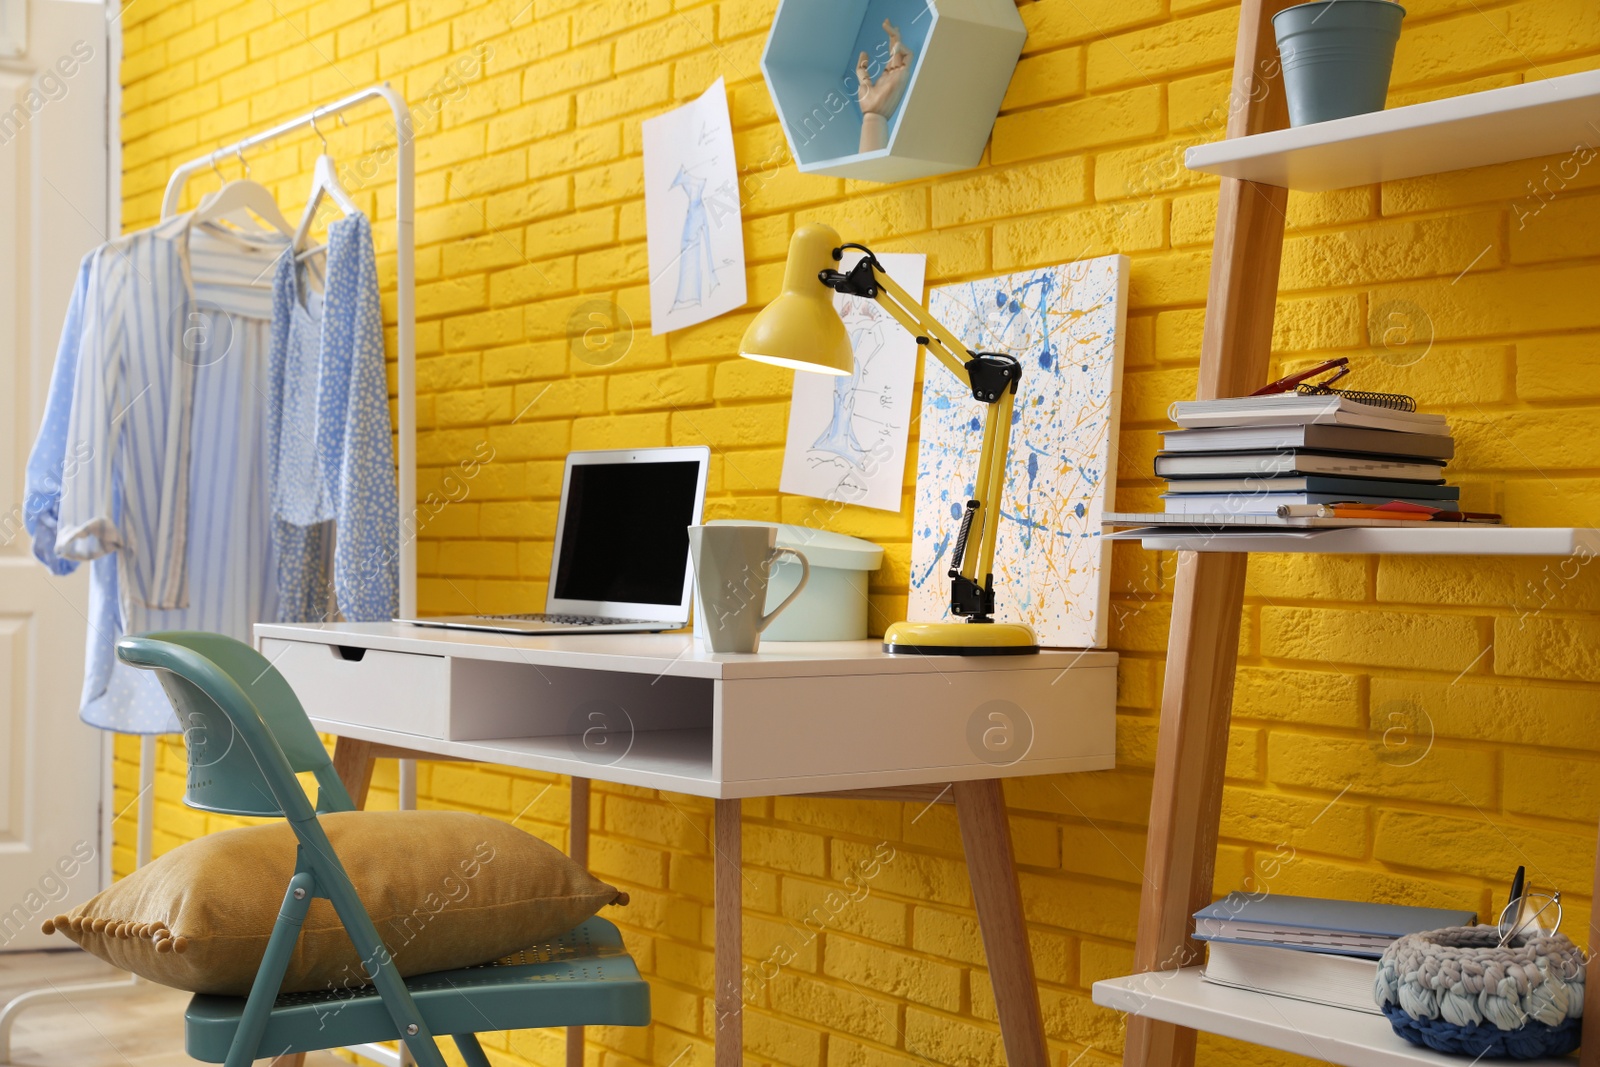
[
  {"left": 865, "top": 267, "right": 972, "bottom": 384},
  {"left": 854, "top": 260, "right": 1022, "bottom": 623}
]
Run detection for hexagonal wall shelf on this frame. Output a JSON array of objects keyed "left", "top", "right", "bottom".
[{"left": 761, "top": 0, "right": 1026, "bottom": 184}]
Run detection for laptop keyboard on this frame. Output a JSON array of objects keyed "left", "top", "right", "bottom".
[{"left": 480, "top": 613, "right": 656, "bottom": 626}]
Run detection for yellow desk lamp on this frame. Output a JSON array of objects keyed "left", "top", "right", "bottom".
[{"left": 739, "top": 222, "right": 1039, "bottom": 657}]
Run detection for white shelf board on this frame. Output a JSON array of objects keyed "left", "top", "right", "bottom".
[
  {"left": 1093, "top": 969, "right": 1577, "bottom": 1067},
  {"left": 1110, "top": 525, "right": 1600, "bottom": 556},
  {"left": 1185, "top": 68, "right": 1600, "bottom": 191}
]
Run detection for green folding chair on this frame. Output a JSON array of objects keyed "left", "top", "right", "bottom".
[{"left": 114, "top": 632, "right": 650, "bottom": 1067}]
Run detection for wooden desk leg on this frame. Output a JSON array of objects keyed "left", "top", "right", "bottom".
[
  {"left": 568, "top": 778, "right": 591, "bottom": 1067},
  {"left": 331, "top": 737, "right": 378, "bottom": 809},
  {"left": 322, "top": 738, "right": 377, "bottom": 1067},
  {"left": 955, "top": 779, "right": 1049, "bottom": 1067},
  {"left": 714, "top": 798, "right": 742, "bottom": 1067}
]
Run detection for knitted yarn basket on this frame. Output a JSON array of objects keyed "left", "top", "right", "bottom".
[{"left": 1374, "top": 925, "right": 1584, "bottom": 1059}]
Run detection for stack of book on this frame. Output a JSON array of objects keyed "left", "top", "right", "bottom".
[
  {"left": 1158, "top": 392, "right": 1456, "bottom": 517},
  {"left": 1195, "top": 892, "right": 1476, "bottom": 1014}
]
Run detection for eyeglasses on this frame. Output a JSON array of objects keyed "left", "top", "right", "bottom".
[{"left": 1497, "top": 891, "right": 1562, "bottom": 947}]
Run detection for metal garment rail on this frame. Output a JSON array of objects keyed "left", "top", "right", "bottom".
[
  {"left": 0, "top": 82, "right": 419, "bottom": 1067},
  {"left": 160, "top": 79, "right": 417, "bottom": 615}
]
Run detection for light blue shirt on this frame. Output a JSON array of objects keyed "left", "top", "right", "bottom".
[
  {"left": 269, "top": 212, "right": 398, "bottom": 623},
  {"left": 25, "top": 217, "right": 285, "bottom": 733}
]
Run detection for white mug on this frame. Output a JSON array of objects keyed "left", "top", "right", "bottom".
[{"left": 687, "top": 525, "right": 810, "bottom": 653}]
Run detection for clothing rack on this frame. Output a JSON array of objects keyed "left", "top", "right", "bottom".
[
  {"left": 160, "top": 80, "right": 417, "bottom": 613},
  {"left": 0, "top": 83, "right": 416, "bottom": 1067}
]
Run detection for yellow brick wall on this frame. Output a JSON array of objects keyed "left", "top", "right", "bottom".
[{"left": 113, "top": 0, "right": 1600, "bottom": 1063}]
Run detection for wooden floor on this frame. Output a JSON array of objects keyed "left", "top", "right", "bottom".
[{"left": 0, "top": 949, "right": 347, "bottom": 1067}]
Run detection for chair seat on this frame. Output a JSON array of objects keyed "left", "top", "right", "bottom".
[{"left": 184, "top": 919, "right": 650, "bottom": 1062}]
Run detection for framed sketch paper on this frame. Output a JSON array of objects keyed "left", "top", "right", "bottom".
[{"left": 907, "top": 255, "right": 1129, "bottom": 649}]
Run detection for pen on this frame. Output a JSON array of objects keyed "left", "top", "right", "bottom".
[
  {"left": 1276, "top": 503, "right": 1503, "bottom": 523},
  {"left": 1249, "top": 357, "right": 1351, "bottom": 396}
]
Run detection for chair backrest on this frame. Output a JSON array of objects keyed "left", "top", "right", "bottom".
[
  {"left": 115, "top": 632, "right": 354, "bottom": 817},
  {"left": 116, "top": 633, "right": 449, "bottom": 1065}
]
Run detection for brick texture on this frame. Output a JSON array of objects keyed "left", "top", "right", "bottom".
[{"left": 112, "top": 0, "right": 1600, "bottom": 1064}]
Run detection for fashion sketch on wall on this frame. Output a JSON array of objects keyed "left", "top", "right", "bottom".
[
  {"left": 780, "top": 252, "right": 926, "bottom": 512},
  {"left": 644, "top": 77, "right": 747, "bottom": 333}
]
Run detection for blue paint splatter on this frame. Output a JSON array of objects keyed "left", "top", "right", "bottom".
[
  {"left": 912, "top": 534, "right": 951, "bottom": 588},
  {"left": 949, "top": 502, "right": 962, "bottom": 519},
  {"left": 1074, "top": 502, "right": 1086, "bottom": 518},
  {"left": 968, "top": 417, "right": 981, "bottom": 432},
  {"left": 997, "top": 508, "right": 1051, "bottom": 534}
]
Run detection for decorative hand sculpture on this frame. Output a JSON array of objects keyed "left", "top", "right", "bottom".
[{"left": 856, "top": 19, "right": 913, "bottom": 152}]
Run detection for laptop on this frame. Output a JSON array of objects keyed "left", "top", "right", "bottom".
[{"left": 399, "top": 445, "right": 710, "bottom": 635}]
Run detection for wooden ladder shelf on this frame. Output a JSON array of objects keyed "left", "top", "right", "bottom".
[{"left": 1116, "top": 1, "right": 1600, "bottom": 1065}]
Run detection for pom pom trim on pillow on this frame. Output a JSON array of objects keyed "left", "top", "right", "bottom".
[{"left": 43, "top": 809, "right": 626, "bottom": 996}]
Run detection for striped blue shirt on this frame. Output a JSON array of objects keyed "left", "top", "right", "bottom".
[{"left": 25, "top": 215, "right": 287, "bottom": 733}]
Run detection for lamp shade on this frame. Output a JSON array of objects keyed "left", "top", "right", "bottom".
[{"left": 738, "top": 223, "right": 853, "bottom": 375}]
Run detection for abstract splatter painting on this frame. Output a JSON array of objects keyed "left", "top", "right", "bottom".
[{"left": 906, "top": 255, "right": 1128, "bottom": 648}]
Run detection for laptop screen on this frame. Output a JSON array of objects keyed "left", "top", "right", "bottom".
[{"left": 552, "top": 459, "right": 702, "bottom": 607}]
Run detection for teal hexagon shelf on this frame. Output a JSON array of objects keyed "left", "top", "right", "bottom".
[{"left": 761, "top": 0, "right": 1027, "bottom": 183}]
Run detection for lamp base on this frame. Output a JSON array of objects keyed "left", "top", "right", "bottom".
[{"left": 882, "top": 620, "right": 1040, "bottom": 656}]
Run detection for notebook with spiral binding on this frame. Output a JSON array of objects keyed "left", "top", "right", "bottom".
[
  {"left": 1168, "top": 393, "right": 1448, "bottom": 435},
  {"left": 1295, "top": 382, "right": 1417, "bottom": 412}
]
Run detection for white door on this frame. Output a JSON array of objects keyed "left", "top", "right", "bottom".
[{"left": 0, "top": 0, "right": 112, "bottom": 952}]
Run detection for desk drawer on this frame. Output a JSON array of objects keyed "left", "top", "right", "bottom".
[
  {"left": 718, "top": 664, "right": 1117, "bottom": 787},
  {"left": 261, "top": 638, "right": 449, "bottom": 738}
]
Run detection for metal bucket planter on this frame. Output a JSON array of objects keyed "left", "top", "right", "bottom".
[{"left": 1273, "top": 0, "right": 1405, "bottom": 126}]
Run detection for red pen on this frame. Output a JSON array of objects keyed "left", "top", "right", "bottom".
[{"left": 1250, "top": 357, "right": 1351, "bottom": 396}]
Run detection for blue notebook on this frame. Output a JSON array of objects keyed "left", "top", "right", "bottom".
[{"left": 1194, "top": 893, "right": 1476, "bottom": 959}]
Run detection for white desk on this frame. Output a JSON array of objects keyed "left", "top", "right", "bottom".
[{"left": 256, "top": 622, "right": 1119, "bottom": 1067}]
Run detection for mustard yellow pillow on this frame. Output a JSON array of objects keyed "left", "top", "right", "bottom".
[{"left": 42, "top": 810, "right": 626, "bottom": 996}]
